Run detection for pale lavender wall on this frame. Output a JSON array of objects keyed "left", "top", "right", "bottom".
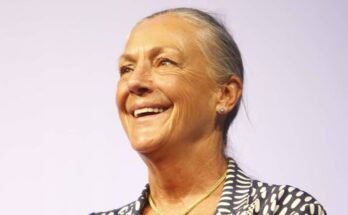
[{"left": 0, "top": 0, "right": 346, "bottom": 214}]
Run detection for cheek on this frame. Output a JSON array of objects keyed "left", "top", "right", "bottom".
[
  {"left": 157, "top": 72, "right": 215, "bottom": 126},
  {"left": 115, "top": 80, "right": 132, "bottom": 134},
  {"left": 115, "top": 80, "right": 127, "bottom": 110}
]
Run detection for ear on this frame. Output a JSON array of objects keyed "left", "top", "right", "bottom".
[{"left": 216, "top": 75, "right": 243, "bottom": 114}]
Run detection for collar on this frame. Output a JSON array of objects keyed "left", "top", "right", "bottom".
[{"left": 118, "top": 158, "right": 252, "bottom": 215}]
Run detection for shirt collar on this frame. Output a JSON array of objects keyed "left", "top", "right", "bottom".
[{"left": 125, "top": 158, "right": 252, "bottom": 215}]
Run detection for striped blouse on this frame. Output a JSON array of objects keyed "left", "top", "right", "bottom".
[{"left": 90, "top": 158, "right": 326, "bottom": 215}]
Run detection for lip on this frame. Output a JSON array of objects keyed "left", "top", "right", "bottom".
[
  {"left": 128, "top": 103, "right": 172, "bottom": 118},
  {"left": 133, "top": 107, "right": 172, "bottom": 121}
]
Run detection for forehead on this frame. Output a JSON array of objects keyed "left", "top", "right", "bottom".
[{"left": 123, "top": 14, "right": 200, "bottom": 56}]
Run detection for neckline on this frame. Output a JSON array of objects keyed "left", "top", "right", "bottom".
[{"left": 132, "top": 158, "right": 251, "bottom": 215}]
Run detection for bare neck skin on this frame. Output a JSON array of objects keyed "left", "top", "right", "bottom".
[{"left": 140, "top": 131, "right": 227, "bottom": 214}]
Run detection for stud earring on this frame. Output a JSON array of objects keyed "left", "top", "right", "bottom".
[{"left": 218, "top": 107, "right": 225, "bottom": 114}]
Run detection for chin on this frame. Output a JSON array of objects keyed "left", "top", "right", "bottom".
[{"left": 129, "top": 136, "right": 164, "bottom": 154}]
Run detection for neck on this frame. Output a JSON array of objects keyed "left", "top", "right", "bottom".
[{"left": 140, "top": 133, "right": 228, "bottom": 204}]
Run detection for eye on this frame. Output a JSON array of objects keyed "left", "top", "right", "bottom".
[
  {"left": 119, "top": 65, "right": 133, "bottom": 76},
  {"left": 158, "top": 58, "right": 177, "bottom": 66}
]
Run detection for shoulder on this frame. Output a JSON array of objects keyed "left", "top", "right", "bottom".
[
  {"left": 89, "top": 200, "right": 139, "bottom": 215},
  {"left": 89, "top": 209, "right": 118, "bottom": 215},
  {"left": 90, "top": 185, "right": 149, "bottom": 215},
  {"left": 89, "top": 199, "right": 144, "bottom": 215},
  {"left": 89, "top": 207, "right": 121, "bottom": 215},
  {"left": 248, "top": 180, "right": 326, "bottom": 214}
]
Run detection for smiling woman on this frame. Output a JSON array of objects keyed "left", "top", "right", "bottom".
[
  {"left": 117, "top": 14, "right": 231, "bottom": 154},
  {"left": 90, "top": 8, "right": 326, "bottom": 215}
]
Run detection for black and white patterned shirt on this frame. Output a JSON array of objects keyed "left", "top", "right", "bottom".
[{"left": 91, "top": 158, "right": 326, "bottom": 215}]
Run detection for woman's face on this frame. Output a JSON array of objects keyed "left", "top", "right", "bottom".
[{"left": 116, "top": 14, "right": 220, "bottom": 154}]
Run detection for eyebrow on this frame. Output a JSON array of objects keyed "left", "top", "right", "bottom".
[
  {"left": 118, "top": 53, "right": 136, "bottom": 63},
  {"left": 118, "top": 46, "right": 183, "bottom": 63}
]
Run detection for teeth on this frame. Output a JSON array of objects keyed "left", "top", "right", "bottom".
[{"left": 134, "top": 108, "right": 164, "bottom": 118}]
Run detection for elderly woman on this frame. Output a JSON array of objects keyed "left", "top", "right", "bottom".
[{"left": 91, "top": 8, "right": 326, "bottom": 215}]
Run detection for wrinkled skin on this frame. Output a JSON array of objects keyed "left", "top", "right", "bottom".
[
  {"left": 117, "top": 14, "right": 221, "bottom": 156},
  {"left": 116, "top": 13, "right": 243, "bottom": 215}
]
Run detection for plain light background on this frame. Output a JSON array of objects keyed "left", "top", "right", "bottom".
[{"left": 0, "top": 0, "right": 347, "bottom": 214}]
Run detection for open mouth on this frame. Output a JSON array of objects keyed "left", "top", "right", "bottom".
[{"left": 133, "top": 107, "right": 169, "bottom": 118}]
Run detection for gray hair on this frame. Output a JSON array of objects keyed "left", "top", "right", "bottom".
[{"left": 143, "top": 8, "right": 244, "bottom": 145}]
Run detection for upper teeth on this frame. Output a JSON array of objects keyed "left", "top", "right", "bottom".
[{"left": 134, "top": 108, "right": 164, "bottom": 118}]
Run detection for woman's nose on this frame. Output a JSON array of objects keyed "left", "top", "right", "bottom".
[{"left": 127, "top": 65, "right": 153, "bottom": 96}]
